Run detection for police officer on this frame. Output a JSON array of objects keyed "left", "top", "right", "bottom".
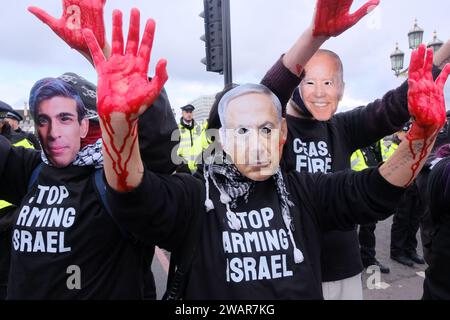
[
  {"left": 177, "top": 104, "right": 209, "bottom": 173},
  {"left": 0, "top": 101, "right": 38, "bottom": 299},
  {"left": 0, "top": 100, "right": 40, "bottom": 150}
]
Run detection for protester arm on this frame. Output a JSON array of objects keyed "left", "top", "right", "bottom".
[
  {"left": 341, "top": 67, "right": 445, "bottom": 153},
  {"left": 289, "top": 167, "right": 403, "bottom": 231},
  {"left": 28, "top": 0, "right": 111, "bottom": 66},
  {"left": 261, "top": 0, "right": 379, "bottom": 111},
  {"left": 83, "top": 9, "right": 168, "bottom": 192},
  {"left": 290, "top": 46, "right": 450, "bottom": 230},
  {"left": 106, "top": 170, "right": 203, "bottom": 249},
  {"left": 340, "top": 35, "right": 449, "bottom": 153},
  {"left": 379, "top": 45, "right": 450, "bottom": 188},
  {"left": 138, "top": 87, "right": 178, "bottom": 174}
]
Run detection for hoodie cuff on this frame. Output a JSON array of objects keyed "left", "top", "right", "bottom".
[{"left": 105, "top": 168, "right": 151, "bottom": 211}]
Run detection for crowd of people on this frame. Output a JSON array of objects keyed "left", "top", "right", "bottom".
[{"left": 1, "top": 0, "right": 450, "bottom": 300}]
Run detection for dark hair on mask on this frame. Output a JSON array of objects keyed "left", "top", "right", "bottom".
[{"left": 29, "top": 77, "right": 87, "bottom": 124}]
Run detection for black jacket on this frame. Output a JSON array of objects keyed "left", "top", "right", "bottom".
[
  {"left": 422, "top": 157, "right": 450, "bottom": 300},
  {"left": 107, "top": 165, "right": 404, "bottom": 299},
  {"left": 261, "top": 58, "right": 442, "bottom": 282},
  {"left": 0, "top": 87, "right": 178, "bottom": 299},
  {"left": 0, "top": 136, "right": 150, "bottom": 299}
]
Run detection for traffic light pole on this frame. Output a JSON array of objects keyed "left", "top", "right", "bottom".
[{"left": 222, "top": 0, "right": 233, "bottom": 86}]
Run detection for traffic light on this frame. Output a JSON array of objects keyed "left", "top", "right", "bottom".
[{"left": 200, "top": 0, "right": 224, "bottom": 73}]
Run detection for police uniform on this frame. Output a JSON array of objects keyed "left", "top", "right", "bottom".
[
  {"left": 177, "top": 105, "right": 209, "bottom": 173},
  {"left": 0, "top": 101, "right": 37, "bottom": 299}
]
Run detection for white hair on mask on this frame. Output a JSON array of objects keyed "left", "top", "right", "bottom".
[{"left": 218, "top": 83, "right": 282, "bottom": 129}]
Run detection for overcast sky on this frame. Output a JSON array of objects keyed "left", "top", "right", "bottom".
[{"left": 0, "top": 0, "right": 449, "bottom": 117}]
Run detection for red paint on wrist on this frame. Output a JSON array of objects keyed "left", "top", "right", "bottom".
[{"left": 296, "top": 64, "right": 303, "bottom": 77}]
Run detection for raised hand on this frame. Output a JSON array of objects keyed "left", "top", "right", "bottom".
[
  {"left": 408, "top": 44, "right": 450, "bottom": 140},
  {"left": 28, "top": 0, "right": 106, "bottom": 56},
  {"left": 312, "top": 0, "right": 380, "bottom": 37},
  {"left": 83, "top": 9, "right": 167, "bottom": 121},
  {"left": 404, "top": 44, "right": 450, "bottom": 186},
  {"left": 83, "top": 8, "right": 168, "bottom": 191}
]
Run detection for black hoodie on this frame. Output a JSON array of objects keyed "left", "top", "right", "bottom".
[
  {"left": 107, "top": 163, "right": 404, "bottom": 299},
  {"left": 261, "top": 57, "right": 442, "bottom": 282},
  {"left": 0, "top": 136, "right": 149, "bottom": 299},
  {"left": 0, "top": 87, "right": 178, "bottom": 299},
  {"left": 423, "top": 157, "right": 450, "bottom": 300}
]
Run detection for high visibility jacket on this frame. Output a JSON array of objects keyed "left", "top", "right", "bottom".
[
  {"left": 177, "top": 120, "right": 209, "bottom": 172},
  {"left": 351, "top": 139, "right": 398, "bottom": 172},
  {"left": 0, "top": 137, "right": 35, "bottom": 210}
]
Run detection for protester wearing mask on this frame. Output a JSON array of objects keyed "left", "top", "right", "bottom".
[
  {"left": 81, "top": 0, "right": 449, "bottom": 299},
  {"left": 259, "top": 26, "right": 450, "bottom": 301}
]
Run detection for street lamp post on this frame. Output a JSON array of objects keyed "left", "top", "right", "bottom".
[
  {"left": 390, "top": 43, "right": 405, "bottom": 77},
  {"left": 390, "top": 19, "right": 442, "bottom": 77},
  {"left": 428, "top": 31, "right": 444, "bottom": 53},
  {"left": 408, "top": 19, "right": 424, "bottom": 50}
]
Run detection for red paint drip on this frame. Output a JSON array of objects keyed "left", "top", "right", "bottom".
[
  {"left": 404, "top": 131, "right": 437, "bottom": 187},
  {"left": 82, "top": 9, "right": 168, "bottom": 192},
  {"left": 101, "top": 112, "right": 138, "bottom": 192},
  {"left": 296, "top": 64, "right": 303, "bottom": 77}
]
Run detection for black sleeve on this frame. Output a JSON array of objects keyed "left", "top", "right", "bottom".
[
  {"left": 260, "top": 56, "right": 302, "bottom": 114},
  {"left": 289, "top": 167, "right": 404, "bottom": 231},
  {"left": 336, "top": 81, "right": 409, "bottom": 152},
  {"left": 175, "top": 163, "right": 192, "bottom": 174},
  {"left": 0, "top": 135, "right": 42, "bottom": 205},
  {"left": 106, "top": 169, "right": 204, "bottom": 251},
  {"left": 337, "top": 65, "right": 443, "bottom": 152},
  {"left": 138, "top": 87, "right": 179, "bottom": 174}
]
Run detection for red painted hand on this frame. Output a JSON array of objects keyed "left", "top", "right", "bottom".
[
  {"left": 403, "top": 44, "right": 450, "bottom": 187},
  {"left": 83, "top": 8, "right": 168, "bottom": 192},
  {"left": 83, "top": 8, "right": 168, "bottom": 120},
  {"left": 312, "top": 0, "right": 380, "bottom": 37},
  {"left": 28, "top": 0, "right": 106, "bottom": 54},
  {"left": 407, "top": 44, "right": 450, "bottom": 140}
]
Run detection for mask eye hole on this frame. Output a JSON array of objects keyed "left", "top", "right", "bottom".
[
  {"left": 235, "top": 127, "right": 250, "bottom": 136},
  {"left": 260, "top": 127, "right": 272, "bottom": 136},
  {"left": 37, "top": 116, "right": 49, "bottom": 126}
]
